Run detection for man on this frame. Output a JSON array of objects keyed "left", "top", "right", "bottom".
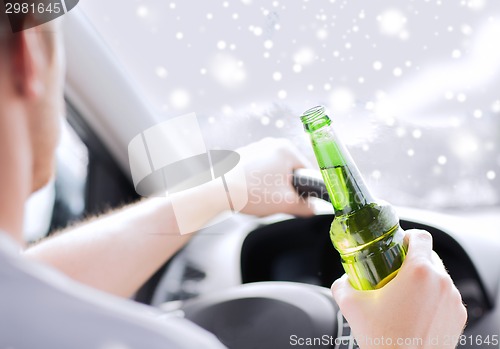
[{"left": 0, "top": 10, "right": 466, "bottom": 349}]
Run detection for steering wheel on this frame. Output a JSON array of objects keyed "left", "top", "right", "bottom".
[
  {"left": 153, "top": 170, "right": 353, "bottom": 349},
  {"left": 171, "top": 282, "right": 344, "bottom": 349}
]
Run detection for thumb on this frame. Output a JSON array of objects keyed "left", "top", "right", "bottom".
[
  {"left": 331, "top": 274, "right": 351, "bottom": 306},
  {"left": 404, "top": 229, "right": 433, "bottom": 263}
]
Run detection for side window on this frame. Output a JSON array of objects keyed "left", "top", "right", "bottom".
[
  {"left": 24, "top": 121, "right": 88, "bottom": 242},
  {"left": 50, "top": 121, "right": 89, "bottom": 231},
  {"left": 24, "top": 103, "right": 139, "bottom": 243},
  {"left": 66, "top": 103, "right": 139, "bottom": 219}
]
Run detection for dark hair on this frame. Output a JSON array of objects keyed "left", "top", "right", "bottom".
[
  {"left": 0, "top": 4, "right": 29, "bottom": 35},
  {"left": 0, "top": 2, "right": 51, "bottom": 35}
]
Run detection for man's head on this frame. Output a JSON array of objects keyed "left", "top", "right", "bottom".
[{"left": 0, "top": 8, "right": 64, "bottom": 193}]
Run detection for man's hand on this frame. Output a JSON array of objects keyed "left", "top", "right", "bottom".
[
  {"left": 331, "top": 230, "right": 467, "bottom": 349},
  {"left": 235, "top": 138, "right": 315, "bottom": 218}
]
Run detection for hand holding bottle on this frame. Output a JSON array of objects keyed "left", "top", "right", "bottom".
[{"left": 331, "top": 229, "right": 467, "bottom": 349}]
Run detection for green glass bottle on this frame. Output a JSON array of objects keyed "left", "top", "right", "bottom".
[{"left": 300, "top": 106, "right": 406, "bottom": 290}]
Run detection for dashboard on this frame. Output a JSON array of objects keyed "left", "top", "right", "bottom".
[
  {"left": 151, "top": 206, "right": 500, "bottom": 348},
  {"left": 241, "top": 215, "right": 489, "bottom": 327}
]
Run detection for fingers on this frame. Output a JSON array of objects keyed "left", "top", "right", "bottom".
[
  {"left": 237, "top": 137, "right": 317, "bottom": 217},
  {"left": 400, "top": 230, "right": 452, "bottom": 287},
  {"left": 272, "top": 138, "right": 315, "bottom": 216},
  {"left": 331, "top": 274, "right": 350, "bottom": 305},
  {"left": 404, "top": 229, "right": 433, "bottom": 263},
  {"left": 272, "top": 137, "right": 314, "bottom": 170},
  {"left": 281, "top": 191, "right": 315, "bottom": 217},
  {"left": 289, "top": 200, "right": 315, "bottom": 217},
  {"left": 288, "top": 146, "right": 314, "bottom": 170},
  {"left": 431, "top": 251, "right": 447, "bottom": 274}
]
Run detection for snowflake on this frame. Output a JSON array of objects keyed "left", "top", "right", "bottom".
[
  {"left": 452, "top": 49, "right": 462, "bottom": 58},
  {"left": 316, "top": 28, "right": 328, "bottom": 40},
  {"left": 170, "top": 89, "right": 190, "bottom": 109},
  {"left": 253, "top": 27, "right": 263, "bottom": 36},
  {"left": 264, "top": 40, "right": 274, "bottom": 49},
  {"left": 492, "top": 100, "right": 500, "bottom": 113},
  {"left": 451, "top": 133, "right": 479, "bottom": 158},
  {"left": 473, "top": 109, "right": 483, "bottom": 118},
  {"left": 377, "top": 9, "right": 407, "bottom": 36},
  {"left": 155, "top": 66, "right": 168, "bottom": 79},
  {"left": 217, "top": 41, "right": 227, "bottom": 50},
  {"left": 395, "top": 127, "right": 406, "bottom": 137},
  {"left": 461, "top": 24, "right": 473, "bottom": 35},
  {"left": 211, "top": 54, "right": 247, "bottom": 87},
  {"left": 136, "top": 6, "right": 148, "bottom": 18},
  {"left": 222, "top": 105, "right": 233, "bottom": 115},
  {"left": 272, "top": 72, "right": 282, "bottom": 81},
  {"left": 293, "top": 47, "right": 315, "bottom": 65},
  {"left": 467, "top": 0, "right": 486, "bottom": 10},
  {"left": 329, "top": 88, "right": 354, "bottom": 112}
]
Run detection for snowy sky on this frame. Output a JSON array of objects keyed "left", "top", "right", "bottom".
[{"left": 81, "top": 0, "right": 499, "bottom": 209}]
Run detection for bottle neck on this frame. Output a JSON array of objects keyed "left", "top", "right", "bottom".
[{"left": 302, "top": 108, "right": 375, "bottom": 215}]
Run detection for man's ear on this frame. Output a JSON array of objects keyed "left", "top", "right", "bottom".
[{"left": 11, "top": 27, "right": 46, "bottom": 98}]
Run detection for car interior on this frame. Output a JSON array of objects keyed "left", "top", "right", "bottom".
[{"left": 21, "top": 1, "right": 500, "bottom": 348}]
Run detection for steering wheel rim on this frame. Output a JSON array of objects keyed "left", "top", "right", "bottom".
[{"left": 170, "top": 281, "right": 344, "bottom": 349}]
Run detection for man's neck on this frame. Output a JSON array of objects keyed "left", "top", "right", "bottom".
[{"left": 0, "top": 100, "right": 33, "bottom": 247}]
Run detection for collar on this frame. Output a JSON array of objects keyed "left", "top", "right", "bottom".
[{"left": 0, "top": 230, "right": 23, "bottom": 256}]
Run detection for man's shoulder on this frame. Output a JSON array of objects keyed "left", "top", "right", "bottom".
[{"left": 0, "top": 247, "right": 225, "bottom": 349}]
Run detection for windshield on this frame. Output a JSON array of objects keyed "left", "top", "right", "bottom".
[{"left": 80, "top": 0, "right": 500, "bottom": 210}]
